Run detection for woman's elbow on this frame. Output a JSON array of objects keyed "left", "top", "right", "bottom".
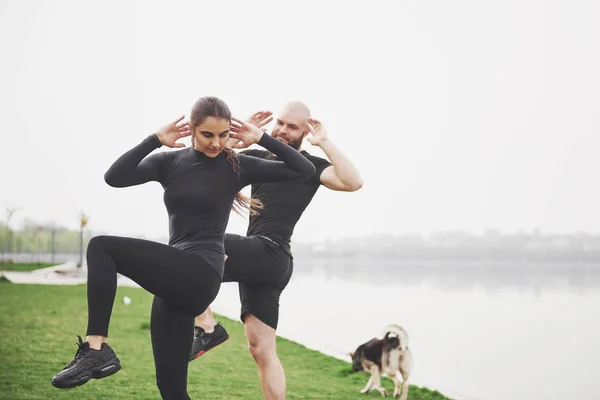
[
  {"left": 301, "top": 164, "right": 317, "bottom": 179},
  {"left": 104, "top": 171, "right": 124, "bottom": 188}
]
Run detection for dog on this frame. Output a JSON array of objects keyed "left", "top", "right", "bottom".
[{"left": 349, "top": 324, "right": 413, "bottom": 399}]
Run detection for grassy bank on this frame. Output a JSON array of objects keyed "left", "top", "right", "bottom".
[
  {"left": 0, "top": 262, "right": 55, "bottom": 272},
  {"left": 0, "top": 282, "right": 450, "bottom": 399}
]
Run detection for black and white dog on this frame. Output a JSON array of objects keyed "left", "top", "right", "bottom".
[{"left": 350, "top": 324, "right": 413, "bottom": 399}]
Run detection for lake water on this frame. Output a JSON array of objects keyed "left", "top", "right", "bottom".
[{"left": 210, "top": 258, "right": 600, "bottom": 400}]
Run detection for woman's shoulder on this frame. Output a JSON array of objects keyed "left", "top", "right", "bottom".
[{"left": 238, "top": 149, "right": 272, "bottom": 161}]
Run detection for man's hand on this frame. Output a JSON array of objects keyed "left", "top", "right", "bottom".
[
  {"left": 246, "top": 111, "right": 273, "bottom": 130},
  {"left": 306, "top": 118, "right": 328, "bottom": 147}
]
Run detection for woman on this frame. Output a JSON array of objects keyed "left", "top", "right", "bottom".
[{"left": 51, "top": 96, "right": 315, "bottom": 399}]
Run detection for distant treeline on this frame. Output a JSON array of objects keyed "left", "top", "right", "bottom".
[
  {"left": 0, "top": 221, "right": 90, "bottom": 255},
  {"left": 294, "top": 231, "right": 600, "bottom": 262},
  {"left": 4, "top": 220, "right": 600, "bottom": 263}
]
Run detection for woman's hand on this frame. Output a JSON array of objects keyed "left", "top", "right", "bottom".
[
  {"left": 230, "top": 117, "right": 264, "bottom": 149},
  {"left": 155, "top": 116, "right": 191, "bottom": 148}
]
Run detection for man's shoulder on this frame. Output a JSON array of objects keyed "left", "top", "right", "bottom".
[{"left": 300, "top": 150, "right": 331, "bottom": 167}]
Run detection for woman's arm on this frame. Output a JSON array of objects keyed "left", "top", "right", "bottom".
[
  {"left": 231, "top": 118, "right": 315, "bottom": 186},
  {"left": 104, "top": 134, "right": 164, "bottom": 187},
  {"left": 104, "top": 116, "right": 190, "bottom": 187}
]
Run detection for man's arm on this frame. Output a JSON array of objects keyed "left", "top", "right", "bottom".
[{"left": 307, "top": 118, "right": 363, "bottom": 192}]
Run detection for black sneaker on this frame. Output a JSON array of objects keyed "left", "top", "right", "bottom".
[
  {"left": 189, "top": 323, "right": 229, "bottom": 361},
  {"left": 51, "top": 336, "right": 122, "bottom": 389}
]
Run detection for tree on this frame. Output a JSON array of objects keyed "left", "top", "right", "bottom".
[
  {"left": 77, "top": 211, "right": 89, "bottom": 268},
  {"left": 1, "top": 205, "right": 20, "bottom": 262}
]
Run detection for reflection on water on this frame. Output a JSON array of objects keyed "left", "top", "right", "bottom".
[
  {"left": 211, "top": 258, "right": 600, "bottom": 400},
  {"left": 296, "top": 258, "right": 600, "bottom": 294}
]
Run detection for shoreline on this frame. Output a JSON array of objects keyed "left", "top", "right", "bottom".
[{"left": 2, "top": 262, "right": 480, "bottom": 400}]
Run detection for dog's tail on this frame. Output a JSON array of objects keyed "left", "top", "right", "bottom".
[
  {"left": 383, "top": 324, "right": 404, "bottom": 337},
  {"left": 383, "top": 324, "right": 408, "bottom": 349}
]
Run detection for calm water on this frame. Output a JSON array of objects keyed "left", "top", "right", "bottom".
[{"left": 211, "top": 258, "right": 600, "bottom": 400}]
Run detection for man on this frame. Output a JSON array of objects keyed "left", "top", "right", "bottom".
[{"left": 190, "top": 101, "right": 363, "bottom": 399}]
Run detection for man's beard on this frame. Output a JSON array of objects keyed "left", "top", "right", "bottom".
[
  {"left": 287, "top": 137, "right": 303, "bottom": 150},
  {"left": 273, "top": 133, "right": 302, "bottom": 150}
]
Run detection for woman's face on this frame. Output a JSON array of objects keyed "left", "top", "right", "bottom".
[{"left": 192, "top": 117, "right": 230, "bottom": 157}]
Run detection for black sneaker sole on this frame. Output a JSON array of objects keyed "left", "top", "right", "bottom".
[
  {"left": 51, "top": 359, "right": 122, "bottom": 389},
  {"left": 189, "top": 334, "right": 230, "bottom": 362}
]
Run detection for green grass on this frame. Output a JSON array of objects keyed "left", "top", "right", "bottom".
[
  {"left": 0, "top": 262, "right": 55, "bottom": 272},
  {"left": 0, "top": 282, "right": 450, "bottom": 400}
]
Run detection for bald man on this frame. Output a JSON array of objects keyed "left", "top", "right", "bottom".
[{"left": 189, "top": 102, "right": 363, "bottom": 400}]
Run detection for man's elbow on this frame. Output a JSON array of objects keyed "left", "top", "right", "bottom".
[{"left": 347, "top": 178, "right": 364, "bottom": 192}]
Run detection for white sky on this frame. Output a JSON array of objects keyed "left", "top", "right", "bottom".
[{"left": 1, "top": 0, "right": 599, "bottom": 242}]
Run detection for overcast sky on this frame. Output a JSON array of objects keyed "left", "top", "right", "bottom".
[{"left": 1, "top": 0, "right": 599, "bottom": 242}]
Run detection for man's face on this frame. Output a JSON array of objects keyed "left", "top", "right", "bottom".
[{"left": 271, "top": 109, "right": 308, "bottom": 150}]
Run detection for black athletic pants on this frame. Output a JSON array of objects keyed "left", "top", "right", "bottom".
[
  {"left": 222, "top": 234, "right": 293, "bottom": 329},
  {"left": 86, "top": 235, "right": 222, "bottom": 400}
]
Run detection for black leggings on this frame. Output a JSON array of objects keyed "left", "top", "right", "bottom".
[{"left": 86, "top": 235, "right": 221, "bottom": 400}]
